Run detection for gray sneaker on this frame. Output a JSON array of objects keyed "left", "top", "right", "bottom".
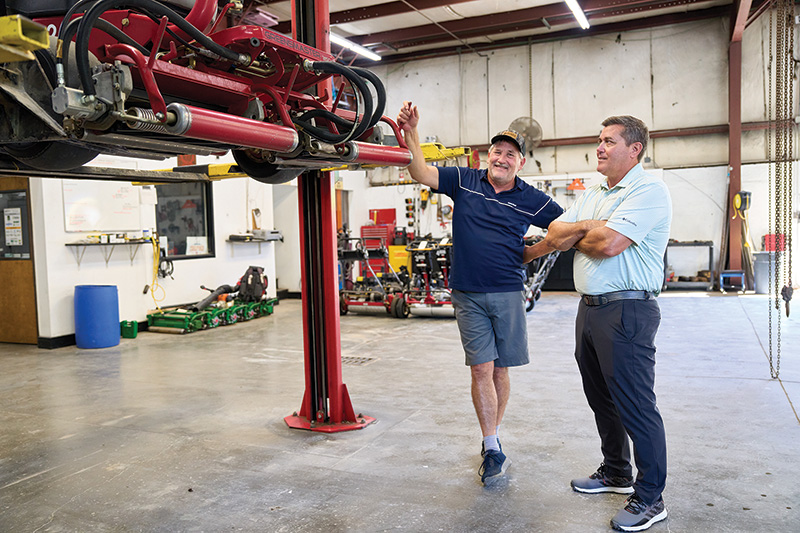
[
  {"left": 610, "top": 494, "right": 668, "bottom": 532},
  {"left": 571, "top": 463, "right": 634, "bottom": 494}
]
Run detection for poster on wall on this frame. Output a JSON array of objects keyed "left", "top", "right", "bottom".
[{"left": 4, "top": 207, "right": 22, "bottom": 246}]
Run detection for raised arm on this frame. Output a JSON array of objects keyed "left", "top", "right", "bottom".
[{"left": 397, "top": 102, "right": 439, "bottom": 189}]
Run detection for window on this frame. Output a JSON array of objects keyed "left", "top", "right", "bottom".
[{"left": 154, "top": 182, "right": 214, "bottom": 259}]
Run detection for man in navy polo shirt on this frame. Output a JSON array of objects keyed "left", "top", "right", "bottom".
[{"left": 397, "top": 102, "right": 562, "bottom": 486}]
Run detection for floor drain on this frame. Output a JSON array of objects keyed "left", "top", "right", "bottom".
[{"left": 341, "top": 356, "right": 378, "bottom": 366}]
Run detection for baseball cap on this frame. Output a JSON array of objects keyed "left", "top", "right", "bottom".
[{"left": 490, "top": 129, "right": 526, "bottom": 155}]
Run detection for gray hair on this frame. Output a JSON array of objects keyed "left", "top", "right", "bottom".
[{"left": 602, "top": 115, "right": 649, "bottom": 161}]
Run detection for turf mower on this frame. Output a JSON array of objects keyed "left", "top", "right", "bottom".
[
  {"left": 337, "top": 236, "right": 407, "bottom": 316},
  {"left": 397, "top": 237, "right": 454, "bottom": 318},
  {"left": 147, "top": 265, "right": 276, "bottom": 333}
]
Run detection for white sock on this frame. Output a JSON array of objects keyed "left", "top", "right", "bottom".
[{"left": 483, "top": 434, "right": 500, "bottom": 452}]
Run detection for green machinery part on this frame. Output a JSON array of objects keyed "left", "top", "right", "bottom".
[{"left": 147, "top": 298, "right": 277, "bottom": 334}]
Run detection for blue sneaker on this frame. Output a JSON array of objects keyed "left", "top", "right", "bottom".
[
  {"left": 610, "top": 494, "right": 668, "bottom": 531},
  {"left": 479, "top": 449, "right": 510, "bottom": 486}
]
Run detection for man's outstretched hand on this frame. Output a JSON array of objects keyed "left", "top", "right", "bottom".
[{"left": 397, "top": 101, "right": 419, "bottom": 132}]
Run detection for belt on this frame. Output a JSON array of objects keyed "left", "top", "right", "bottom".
[{"left": 581, "top": 290, "right": 655, "bottom": 306}]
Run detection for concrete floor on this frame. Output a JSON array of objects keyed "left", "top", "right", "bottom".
[{"left": 1, "top": 292, "right": 798, "bottom": 532}]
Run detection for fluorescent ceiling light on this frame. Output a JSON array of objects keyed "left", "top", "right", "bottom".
[
  {"left": 565, "top": 0, "right": 590, "bottom": 30},
  {"left": 329, "top": 32, "right": 381, "bottom": 61}
]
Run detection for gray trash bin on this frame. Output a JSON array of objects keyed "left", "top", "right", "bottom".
[{"left": 753, "top": 251, "right": 780, "bottom": 294}]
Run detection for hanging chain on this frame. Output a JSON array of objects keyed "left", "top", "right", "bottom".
[
  {"left": 784, "top": 4, "right": 794, "bottom": 305},
  {"left": 768, "top": 0, "right": 795, "bottom": 379},
  {"left": 767, "top": 6, "right": 775, "bottom": 375},
  {"left": 774, "top": 0, "right": 783, "bottom": 377}
]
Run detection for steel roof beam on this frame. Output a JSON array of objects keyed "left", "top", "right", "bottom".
[
  {"left": 351, "top": 5, "right": 730, "bottom": 65},
  {"left": 272, "top": 0, "right": 478, "bottom": 33},
  {"left": 349, "top": 0, "right": 714, "bottom": 47}
]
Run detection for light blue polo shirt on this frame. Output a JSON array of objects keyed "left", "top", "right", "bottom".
[{"left": 556, "top": 163, "right": 672, "bottom": 295}]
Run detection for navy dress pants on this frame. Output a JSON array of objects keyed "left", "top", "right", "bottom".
[{"left": 575, "top": 298, "right": 667, "bottom": 504}]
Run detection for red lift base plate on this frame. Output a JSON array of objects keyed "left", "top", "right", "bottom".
[{"left": 284, "top": 414, "right": 377, "bottom": 433}]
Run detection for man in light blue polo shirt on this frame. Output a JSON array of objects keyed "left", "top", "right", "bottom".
[
  {"left": 397, "top": 102, "right": 562, "bottom": 487},
  {"left": 542, "top": 115, "right": 672, "bottom": 532}
]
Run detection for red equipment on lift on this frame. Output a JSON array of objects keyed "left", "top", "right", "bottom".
[
  {"left": 0, "top": 0, "right": 409, "bottom": 432},
  {"left": 1, "top": 0, "right": 412, "bottom": 179}
]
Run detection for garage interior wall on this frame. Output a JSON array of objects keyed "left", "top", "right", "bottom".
[
  {"left": 360, "top": 18, "right": 798, "bottom": 283},
  {"left": 24, "top": 17, "right": 799, "bottom": 344},
  {"left": 29, "top": 154, "right": 278, "bottom": 343}
]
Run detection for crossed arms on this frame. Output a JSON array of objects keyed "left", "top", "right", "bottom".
[{"left": 524, "top": 220, "right": 634, "bottom": 263}]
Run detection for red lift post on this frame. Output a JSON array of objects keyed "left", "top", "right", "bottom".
[{"left": 284, "top": 0, "right": 375, "bottom": 432}]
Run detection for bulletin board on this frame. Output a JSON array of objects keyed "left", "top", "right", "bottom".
[
  {"left": 62, "top": 179, "right": 141, "bottom": 232},
  {"left": 0, "top": 190, "right": 30, "bottom": 259}
]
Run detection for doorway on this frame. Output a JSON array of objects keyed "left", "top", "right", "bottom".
[{"left": 0, "top": 177, "right": 37, "bottom": 344}]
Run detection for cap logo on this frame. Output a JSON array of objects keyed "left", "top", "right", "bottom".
[{"left": 491, "top": 129, "right": 526, "bottom": 155}]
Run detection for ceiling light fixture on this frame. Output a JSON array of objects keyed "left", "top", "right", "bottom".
[
  {"left": 564, "top": 0, "right": 591, "bottom": 30},
  {"left": 329, "top": 32, "right": 381, "bottom": 61}
]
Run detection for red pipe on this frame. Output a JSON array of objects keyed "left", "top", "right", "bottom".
[
  {"left": 341, "top": 142, "right": 413, "bottom": 166},
  {"left": 106, "top": 43, "right": 167, "bottom": 118},
  {"left": 182, "top": 0, "right": 218, "bottom": 34},
  {"left": 165, "top": 103, "right": 299, "bottom": 153}
]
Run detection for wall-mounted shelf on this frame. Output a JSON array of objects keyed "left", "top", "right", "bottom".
[
  {"left": 226, "top": 231, "right": 283, "bottom": 255},
  {"left": 66, "top": 240, "right": 150, "bottom": 267}
]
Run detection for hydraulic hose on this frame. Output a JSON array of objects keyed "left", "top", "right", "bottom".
[
  {"left": 74, "top": 0, "right": 246, "bottom": 96},
  {"left": 293, "top": 61, "right": 372, "bottom": 144},
  {"left": 60, "top": 14, "right": 149, "bottom": 77},
  {"left": 350, "top": 66, "right": 386, "bottom": 132}
]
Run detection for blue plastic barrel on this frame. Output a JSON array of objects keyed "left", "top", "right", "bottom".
[{"left": 74, "top": 285, "right": 120, "bottom": 349}]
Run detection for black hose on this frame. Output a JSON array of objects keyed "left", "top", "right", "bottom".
[
  {"left": 58, "top": 0, "right": 97, "bottom": 38},
  {"left": 56, "top": 0, "right": 98, "bottom": 79},
  {"left": 293, "top": 61, "right": 373, "bottom": 144},
  {"left": 58, "top": 16, "right": 150, "bottom": 86},
  {"left": 192, "top": 284, "right": 235, "bottom": 312},
  {"left": 75, "top": 0, "right": 244, "bottom": 96},
  {"left": 350, "top": 66, "right": 385, "bottom": 131}
]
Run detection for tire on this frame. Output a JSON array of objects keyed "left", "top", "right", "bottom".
[
  {"left": 233, "top": 149, "right": 304, "bottom": 184},
  {"left": 4, "top": 141, "right": 99, "bottom": 171},
  {"left": 525, "top": 285, "right": 535, "bottom": 312},
  {"left": 391, "top": 295, "right": 409, "bottom": 318},
  {"left": 339, "top": 294, "right": 348, "bottom": 315}
]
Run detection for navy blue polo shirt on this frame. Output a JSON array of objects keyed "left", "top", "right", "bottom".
[{"left": 433, "top": 166, "right": 563, "bottom": 292}]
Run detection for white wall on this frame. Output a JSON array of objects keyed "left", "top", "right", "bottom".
[
  {"left": 372, "top": 18, "right": 790, "bottom": 170},
  {"left": 272, "top": 183, "right": 301, "bottom": 293}
]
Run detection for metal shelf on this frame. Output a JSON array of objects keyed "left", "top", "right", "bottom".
[
  {"left": 663, "top": 240, "right": 714, "bottom": 291},
  {"left": 66, "top": 240, "right": 149, "bottom": 267}
]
